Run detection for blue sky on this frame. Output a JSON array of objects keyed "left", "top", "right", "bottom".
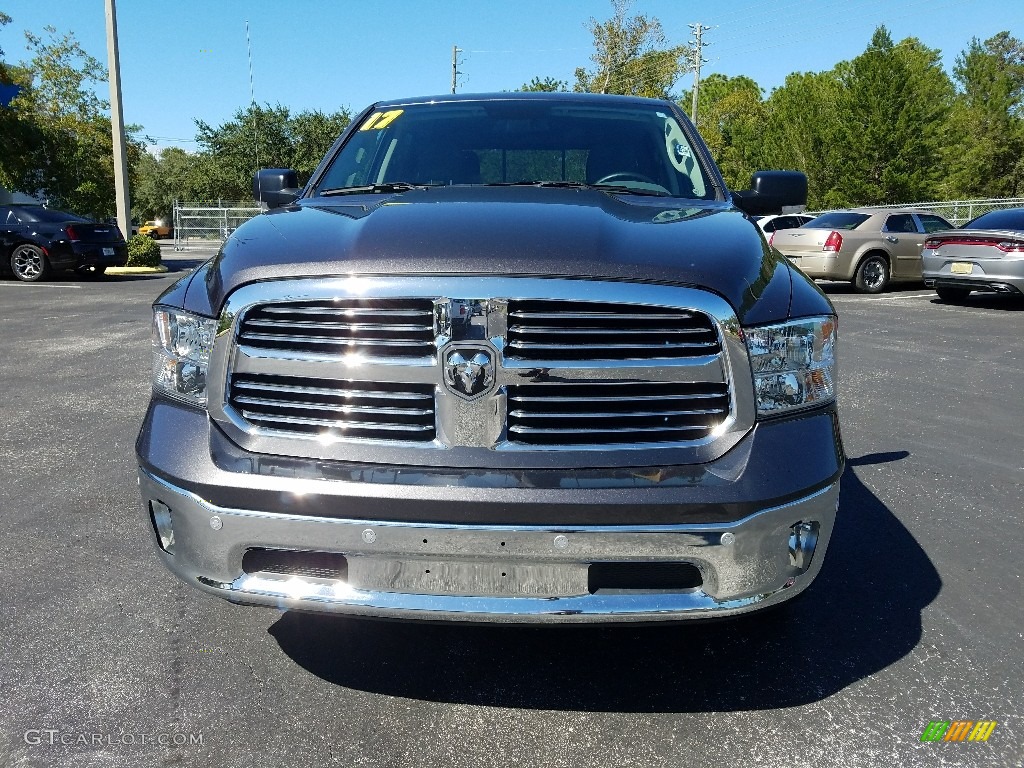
[{"left": 2, "top": 0, "right": 1020, "bottom": 155}]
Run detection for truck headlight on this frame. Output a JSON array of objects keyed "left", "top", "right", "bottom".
[
  {"left": 152, "top": 307, "right": 217, "bottom": 406},
  {"left": 745, "top": 316, "right": 836, "bottom": 417}
]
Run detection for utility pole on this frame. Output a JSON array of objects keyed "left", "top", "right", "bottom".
[
  {"left": 688, "top": 23, "right": 711, "bottom": 126},
  {"left": 451, "top": 45, "right": 462, "bottom": 94},
  {"left": 104, "top": 0, "right": 131, "bottom": 240}
]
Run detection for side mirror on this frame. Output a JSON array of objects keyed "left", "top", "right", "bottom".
[
  {"left": 253, "top": 168, "right": 301, "bottom": 209},
  {"left": 732, "top": 171, "right": 807, "bottom": 216}
]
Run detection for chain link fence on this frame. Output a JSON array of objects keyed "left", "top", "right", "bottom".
[
  {"left": 172, "top": 201, "right": 262, "bottom": 251},
  {"left": 850, "top": 198, "right": 1024, "bottom": 226},
  {"left": 168, "top": 197, "right": 1023, "bottom": 252}
]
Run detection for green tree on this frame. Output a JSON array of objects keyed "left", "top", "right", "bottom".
[
  {"left": 0, "top": 24, "right": 144, "bottom": 217},
  {"left": 0, "top": 10, "right": 11, "bottom": 72},
  {"left": 837, "top": 27, "right": 953, "bottom": 205},
  {"left": 518, "top": 76, "right": 568, "bottom": 92},
  {"left": 194, "top": 104, "right": 294, "bottom": 200},
  {"left": 193, "top": 104, "right": 351, "bottom": 199},
  {"left": 680, "top": 74, "right": 767, "bottom": 189},
  {"left": 945, "top": 32, "right": 1024, "bottom": 197},
  {"left": 132, "top": 104, "right": 353, "bottom": 219},
  {"left": 573, "top": 0, "right": 690, "bottom": 99},
  {"left": 289, "top": 108, "right": 353, "bottom": 180},
  {"left": 1, "top": 14, "right": 40, "bottom": 198},
  {"left": 762, "top": 69, "right": 849, "bottom": 209}
]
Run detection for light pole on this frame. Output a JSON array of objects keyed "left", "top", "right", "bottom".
[{"left": 104, "top": 0, "right": 132, "bottom": 239}]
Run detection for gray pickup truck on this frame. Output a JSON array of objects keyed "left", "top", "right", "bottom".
[{"left": 136, "top": 92, "right": 843, "bottom": 622}]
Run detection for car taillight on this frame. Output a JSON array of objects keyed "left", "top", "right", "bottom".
[
  {"left": 997, "top": 240, "right": 1024, "bottom": 252},
  {"left": 924, "top": 237, "right": 941, "bottom": 249},
  {"left": 65, "top": 225, "right": 80, "bottom": 241},
  {"left": 823, "top": 231, "right": 842, "bottom": 252}
]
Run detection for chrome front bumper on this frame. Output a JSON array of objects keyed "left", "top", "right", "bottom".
[{"left": 139, "top": 469, "right": 839, "bottom": 623}]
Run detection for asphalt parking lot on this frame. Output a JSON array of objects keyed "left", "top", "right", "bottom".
[{"left": 0, "top": 265, "right": 1021, "bottom": 768}]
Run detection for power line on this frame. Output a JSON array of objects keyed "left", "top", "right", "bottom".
[
  {"left": 144, "top": 136, "right": 199, "bottom": 143},
  {"left": 247, "top": 20, "right": 261, "bottom": 200},
  {"left": 464, "top": 47, "right": 589, "bottom": 54},
  {"left": 451, "top": 45, "right": 463, "bottom": 94},
  {"left": 688, "top": 23, "right": 711, "bottom": 123}
]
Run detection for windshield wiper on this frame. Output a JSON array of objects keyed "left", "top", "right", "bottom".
[
  {"left": 594, "top": 184, "right": 670, "bottom": 197},
  {"left": 487, "top": 181, "right": 589, "bottom": 189},
  {"left": 319, "top": 182, "right": 432, "bottom": 196},
  {"left": 486, "top": 180, "right": 670, "bottom": 197}
]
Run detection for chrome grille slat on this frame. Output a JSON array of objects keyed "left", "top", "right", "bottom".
[
  {"left": 506, "top": 341, "right": 718, "bottom": 351},
  {"left": 507, "top": 382, "right": 730, "bottom": 446},
  {"left": 512, "top": 326, "right": 709, "bottom": 336},
  {"left": 260, "top": 306, "right": 432, "bottom": 318},
  {"left": 509, "top": 424, "right": 711, "bottom": 435},
  {"left": 245, "top": 319, "right": 433, "bottom": 332},
  {"left": 239, "top": 332, "right": 429, "bottom": 348},
  {"left": 229, "top": 373, "right": 436, "bottom": 442},
  {"left": 509, "top": 311, "right": 695, "bottom": 321},
  {"left": 511, "top": 392, "right": 724, "bottom": 403},
  {"left": 234, "top": 396, "right": 433, "bottom": 417},
  {"left": 239, "top": 411, "right": 435, "bottom": 433},
  {"left": 233, "top": 380, "right": 431, "bottom": 401},
  {"left": 506, "top": 299, "right": 720, "bottom": 362},
  {"left": 509, "top": 408, "right": 725, "bottom": 419},
  {"left": 238, "top": 298, "right": 435, "bottom": 359}
]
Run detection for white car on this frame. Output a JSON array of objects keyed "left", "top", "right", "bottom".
[{"left": 755, "top": 213, "right": 814, "bottom": 243}]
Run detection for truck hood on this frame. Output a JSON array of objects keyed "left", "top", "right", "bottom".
[{"left": 184, "top": 186, "right": 804, "bottom": 325}]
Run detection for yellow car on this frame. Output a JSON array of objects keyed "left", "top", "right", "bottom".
[{"left": 138, "top": 220, "right": 172, "bottom": 239}]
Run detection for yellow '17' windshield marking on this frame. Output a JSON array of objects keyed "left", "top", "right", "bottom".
[{"left": 359, "top": 109, "right": 404, "bottom": 131}]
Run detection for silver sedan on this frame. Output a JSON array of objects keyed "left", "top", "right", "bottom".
[{"left": 922, "top": 208, "right": 1024, "bottom": 302}]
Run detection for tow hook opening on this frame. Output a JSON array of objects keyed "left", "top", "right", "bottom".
[
  {"left": 788, "top": 521, "right": 819, "bottom": 571},
  {"left": 148, "top": 500, "right": 175, "bottom": 555}
]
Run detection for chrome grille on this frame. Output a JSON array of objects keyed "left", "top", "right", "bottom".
[
  {"left": 228, "top": 374, "right": 436, "bottom": 442},
  {"left": 238, "top": 298, "right": 435, "bottom": 358},
  {"left": 507, "top": 382, "right": 730, "bottom": 445},
  {"left": 210, "top": 277, "right": 750, "bottom": 466},
  {"left": 506, "top": 300, "right": 720, "bottom": 361}
]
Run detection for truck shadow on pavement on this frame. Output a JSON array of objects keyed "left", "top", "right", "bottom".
[{"left": 269, "top": 452, "right": 941, "bottom": 712}]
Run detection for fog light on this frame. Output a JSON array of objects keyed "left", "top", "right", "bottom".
[
  {"left": 149, "top": 500, "right": 175, "bottom": 554},
  {"left": 788, "top": 521, "right": 819, "bottom": 570}
]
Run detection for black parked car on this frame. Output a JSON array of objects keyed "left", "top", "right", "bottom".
[{"left": 0, "top": 204, "right": 128, "bottom": 281}]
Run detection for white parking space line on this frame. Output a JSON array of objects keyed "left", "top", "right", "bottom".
[
  {"left": 0, "top": 282, "right": 81, "bottom": 289},
  {"left": 828, "top": 292, "right": 934, "bottom": 302}
]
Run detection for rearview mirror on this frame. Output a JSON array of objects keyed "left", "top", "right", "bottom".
[
  {"left": 732, "top": 171, "right": 807, "bottom": 216},
  {"left": 253, "top": 169, "right": 301, "bottom": 209}
]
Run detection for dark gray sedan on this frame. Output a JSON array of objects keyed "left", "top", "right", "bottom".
[{"left": 923, "top": 208, "right": 1024, "bottom": 302}]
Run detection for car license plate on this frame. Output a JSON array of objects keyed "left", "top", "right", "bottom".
[
  {"left": 102, "top": 247, "right": 115, "bottom": 256},
  {"left": 950, "top": 262, "right": 973, "bottom": 274}
]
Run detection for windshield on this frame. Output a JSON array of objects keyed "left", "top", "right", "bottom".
[
  {"left": 12, "top": 206, "right": 87, "bottom": 224},
  {"left": 314, "top": 99, "right": 715, "bottom": 199},
  {"left": 805, "top": 212, "right": 870, "bottom": 230},
  {"left": 964, "top": 209, "right": 1024, "bottom": 230}
]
